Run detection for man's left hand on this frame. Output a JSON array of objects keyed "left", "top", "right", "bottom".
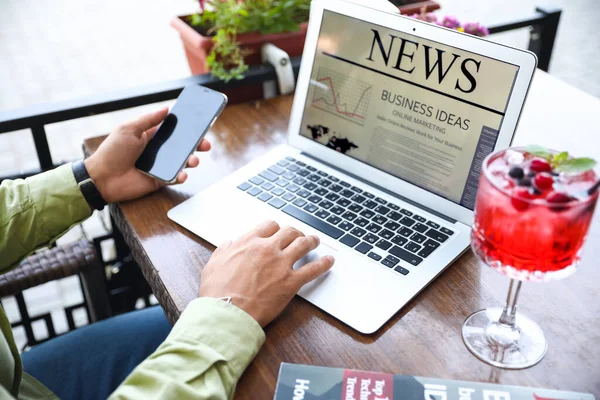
[{"left": 84, "top": 107, "right": 211, "bottom": 203}]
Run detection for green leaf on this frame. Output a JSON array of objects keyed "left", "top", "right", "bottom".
[
  {"left": 554, "top": 158, "right": 597, "bottom": 173},
  {"left": 206, "top": 51, "right": 216, "bottom": 63},
  {"left": 524, "top": 144, "right": 552, "bottom": 159},
  {"left": 190, "top": 13, "right": 202, "bottom": 26},
  {"left": 201, "top": 0, "right": 310, "bottom": 82},
  {"left": 552, "top": 151, "right": 569, "bottom": 165}
]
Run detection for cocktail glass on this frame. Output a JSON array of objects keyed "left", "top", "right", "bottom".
[{"left": 462, "top": 147, "right": 598, "bottom": 369}]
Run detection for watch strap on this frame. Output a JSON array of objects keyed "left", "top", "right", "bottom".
[{"left": 72, "top": 160, "right": 107, "bottom": 211}]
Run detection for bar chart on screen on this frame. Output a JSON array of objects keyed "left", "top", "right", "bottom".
[{"left": 311, "top": 66, "right": 372, "bottom": 126}]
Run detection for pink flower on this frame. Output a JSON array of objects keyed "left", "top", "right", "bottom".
[
  {"left": 463, "top": 22, "right": 489, "bottom": 37},
  {"left": 407, "top": 12, "right": 488, "bottom": 37},
  {"left": 440, "top": 15, "right": 461, "bottom": 29}
]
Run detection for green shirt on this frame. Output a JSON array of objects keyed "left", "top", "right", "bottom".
[{"left": 0, "top": 164, "right": 265, "bottom": 399}]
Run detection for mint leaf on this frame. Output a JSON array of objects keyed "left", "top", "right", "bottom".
[
  {"left": 555, "top": 158, "right": 597, "bottom": 173},
  {"left": 523, "top": 145, "right": 597, "bottom": 173},
  {"left": 552, "top": 151, "right": 569, "bottom": 165},
  {"left": 524, "top": 144, "right": 552, "bottom": 159}
]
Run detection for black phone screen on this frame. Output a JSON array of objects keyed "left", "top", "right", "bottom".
[{"left": 135, "top": 84, "right": 227, "bottom": 182}]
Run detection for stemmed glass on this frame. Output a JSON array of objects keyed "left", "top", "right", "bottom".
[{"left": 462, "top": 147, "right": 599, "bottom": 369}]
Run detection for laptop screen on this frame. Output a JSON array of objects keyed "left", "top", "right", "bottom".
[{"left": 299, "top": 10, "right": 520, "bottom": 210}]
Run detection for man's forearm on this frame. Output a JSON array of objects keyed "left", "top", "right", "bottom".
[
  {"left": 109, "top": 298, "right": 265, "bottom": 400},
  {"left": 0, "top": 163, "right": 92, "bottom": 272}
]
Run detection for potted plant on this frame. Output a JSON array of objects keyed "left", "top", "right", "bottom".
[
  {"left": 171, "top": 0, "right": 310, "bottom": 82},
  {"left": 171, "top": 0, "right": 442, "bottom": 85}
]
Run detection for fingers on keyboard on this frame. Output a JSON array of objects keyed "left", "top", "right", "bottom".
[{"left": 239, "top": 158, "right": 456, "bottom": 276}]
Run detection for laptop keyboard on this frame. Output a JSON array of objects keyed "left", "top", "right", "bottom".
[{"left": 237, "top": 157, "right": 455, "bottom": 276}]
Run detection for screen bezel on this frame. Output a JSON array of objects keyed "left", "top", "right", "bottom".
[{"left": 287, "top": 0, "right": 537, "bottom": 226}]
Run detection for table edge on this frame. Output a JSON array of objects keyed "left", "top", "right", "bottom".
[{"left": 110, "top": 203, "right": 181, "bottom": 325}]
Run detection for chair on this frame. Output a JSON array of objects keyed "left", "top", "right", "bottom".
[{"left": 0, "top": 240, "right": 111, "bottom": 349}]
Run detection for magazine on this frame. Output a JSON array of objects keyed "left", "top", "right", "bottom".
[{"left": 273, "top": 363, "right": 594, "bottom": 400}]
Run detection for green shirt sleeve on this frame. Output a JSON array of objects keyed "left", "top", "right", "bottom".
[
  {"left": 1, "top": 163, "right": 92, "bottom": 399},
  {"left": 0, "top": 163, "right": 92, "bottom": 273},
  {"left": 109, "top": 297, "right": 266, "bottom": 400}
]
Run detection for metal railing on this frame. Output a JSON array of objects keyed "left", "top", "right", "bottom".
[
  {"left": 487, "top": 5, "right": 561, "bottom": 72},
  {"left": 0, "top": 60, "right": 302, "bottom": 181},
  {"left": 0, "top": 6, "right": 561, "bottom": 183}
]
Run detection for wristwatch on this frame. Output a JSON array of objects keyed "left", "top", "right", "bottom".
[{"left": 72, "top": 160, "right": 107, "bottom": 211}]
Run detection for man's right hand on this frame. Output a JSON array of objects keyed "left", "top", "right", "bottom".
[{"left": 199, "top": 221, "right": 335, "bottom": 327}]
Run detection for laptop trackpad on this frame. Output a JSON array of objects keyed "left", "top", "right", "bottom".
[
  {"left": 292, "top": 243, "right": 337, "bottom": 271},
  {"left": 293, "top": 243, "right": 337, "bottom": 294}
]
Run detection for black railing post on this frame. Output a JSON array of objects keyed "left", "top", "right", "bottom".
[
  {"left": 528, "top": 6, "right": 561, "bottom": 72},
  {"left": 31, "top": 125, "right": 54, "bottom": 171},
  {"left": 15, "top": 292, "right": 37, "bottom": 347}
]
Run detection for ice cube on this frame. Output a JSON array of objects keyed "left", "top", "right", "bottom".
[{"left": 503, "top": 149, "right": 524, "bottom": 165}]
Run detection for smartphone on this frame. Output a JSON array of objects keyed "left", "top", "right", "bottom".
[{"left": 135, "top": 84, "right": 227, "bottom": 183}]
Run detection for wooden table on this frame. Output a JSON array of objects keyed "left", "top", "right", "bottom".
[{"left": 84, "top": 70, "right": 600, "bottom": 397}]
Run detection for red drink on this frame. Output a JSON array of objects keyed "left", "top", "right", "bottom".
[
  {"left": 471, "top": 148, "right": 598, "bottom": 281},
  {"left": 462, "top": 147, "right": 598, "bottom": 369}
]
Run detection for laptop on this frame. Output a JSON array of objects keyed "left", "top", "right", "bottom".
[{"left": 168, "top": 0, "right": 537, "bottom": 334}]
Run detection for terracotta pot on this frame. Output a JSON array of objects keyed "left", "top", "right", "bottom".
[
  {"left": 171, "top": 16, "right": 308, "bottom": 75},
  {"left": 171, "top": 16, "right": 308, "bottom": 103}
]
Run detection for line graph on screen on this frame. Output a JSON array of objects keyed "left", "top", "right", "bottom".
[{"left": 311, "top": 66, "right": 372, "bottom": 126}]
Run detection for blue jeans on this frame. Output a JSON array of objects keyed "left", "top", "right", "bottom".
[{"left": 21, "top": 306, "right": 172, "bottom": 400}]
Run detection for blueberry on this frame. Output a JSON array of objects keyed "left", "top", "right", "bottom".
[
  {"left": 509, "top": 166, "right": 524, "bottom": 179},
  {"left": 518, "top": 177, "right": 532, "bottom": 187},
  {"left": 529, "top": 186, "right": 542, "bottom": 195},
  {"left": 527, "top": 171, "right": 536, "bottom": 177}
]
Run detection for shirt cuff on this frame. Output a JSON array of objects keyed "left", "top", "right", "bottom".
[
  {"left": 27, "top": 163, "right": 92, "bottom": 240},
  {"left": 169, "top": 297, "right": 266, "bottom": 376}
]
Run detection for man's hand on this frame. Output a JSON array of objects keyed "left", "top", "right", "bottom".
[
  {"left": 84, "top": 107, "right": 211, "bottom": 203},
  {"left": 199, "top": 221, "right": 335, "bottom": 327}
]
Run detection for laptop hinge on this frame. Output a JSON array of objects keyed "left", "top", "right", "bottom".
[{"left": 301, "top": 152, "right": 457, "bottom": 224}]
